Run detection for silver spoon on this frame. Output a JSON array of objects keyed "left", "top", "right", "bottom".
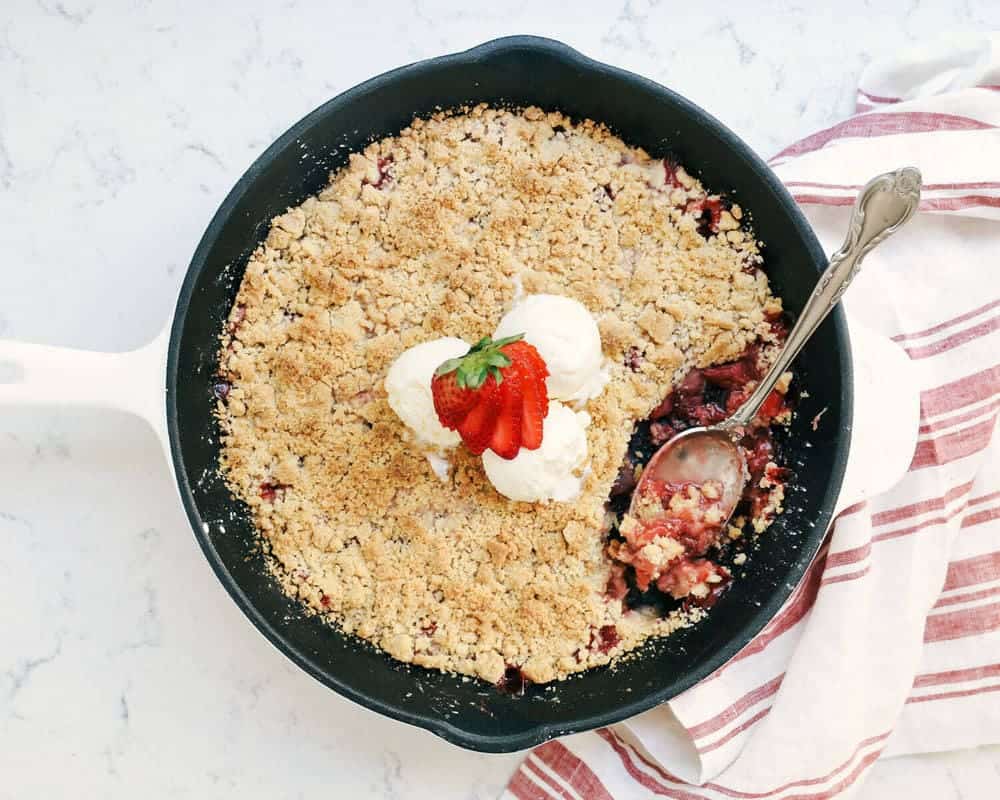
[{"left": 631, "top": 167, "right": 923, "bottom": 522}]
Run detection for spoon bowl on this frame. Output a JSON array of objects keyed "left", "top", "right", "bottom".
[{"left": 630, "top": 427, "right": 747, "bottom": 520}]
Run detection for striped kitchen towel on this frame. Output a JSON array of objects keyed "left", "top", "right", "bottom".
[{"left": 504, "top": 33, "right": 1000, "bottom": 800}]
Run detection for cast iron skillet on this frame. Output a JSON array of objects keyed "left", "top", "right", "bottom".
[{"left": 167, "top": 36, "right": 851, "bottom": 752}]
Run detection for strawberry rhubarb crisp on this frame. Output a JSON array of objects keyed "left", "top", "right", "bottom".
[{"left": 217, "top": 105, "right": 794, "bottom": 687}]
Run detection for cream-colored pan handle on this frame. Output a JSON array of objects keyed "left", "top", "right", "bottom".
[{"left": 0, "top": 329, "right": 171, "bottom": 451}]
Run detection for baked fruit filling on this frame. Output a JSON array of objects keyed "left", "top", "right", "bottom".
[
  {"left": 605, "top": 330, "right": 794, "bottom": 616},
  {"left": 217, "top": 105, "right": 797, "bottom": 688}
]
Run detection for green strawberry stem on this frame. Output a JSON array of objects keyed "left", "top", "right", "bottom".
[{"left": 434, "top": 334, "right": 524, "bottom": 389}]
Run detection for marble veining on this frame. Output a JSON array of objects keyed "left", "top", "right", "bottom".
[{"left": 3, "top": 0, "right": 1000, "bottom": 797}]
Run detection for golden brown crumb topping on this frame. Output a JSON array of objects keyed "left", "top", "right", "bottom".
[{"left": 217, "top": 105, "right": 779, "bottom": 684}]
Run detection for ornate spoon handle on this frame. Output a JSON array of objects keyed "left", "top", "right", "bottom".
[{"left": 723, "top": 167, "right": 922, "bottom": 431}]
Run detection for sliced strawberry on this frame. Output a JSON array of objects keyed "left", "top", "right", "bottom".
[
  {"left": 457, "top": 375, "right": 501, "bottom": 455},
  {"left": 518, "top": 365, "right": 545, "bottom": 450},
  {"left": 430, "top": 334, "right": 550, "bottom": 459},
  {"left": 499, "top": 341, "right": 548, "bottom": 451},
  {"left": 503, "top": 340, "right": 549, "bottom": 383},
  {"left": 488, "top": 368, "right": 523, "bottom": 459},
  {"left": 431, "top": 374, "right": 478, "bottom": 429}
]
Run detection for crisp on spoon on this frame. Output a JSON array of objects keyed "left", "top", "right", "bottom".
[{"left": 630, "top": 167, "right": 923, "bottom": 523}]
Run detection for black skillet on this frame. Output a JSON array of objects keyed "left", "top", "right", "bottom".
[{"left": 163, "top": 36, "right": 852, "bottom": 752}]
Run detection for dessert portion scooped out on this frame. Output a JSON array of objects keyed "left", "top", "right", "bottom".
[
  {"left": 607, "top": 334, "right": 794, "bottom": 613},
  {"left": 216, "top": 104, "right": 797, "bottom": 687}
]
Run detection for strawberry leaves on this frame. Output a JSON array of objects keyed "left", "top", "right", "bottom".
[
  {"left": 434, "top": 334, "right": 524, "bottom": 389},
  {"left": 431, "top": 333, "right": 549, "bottom": 460}
]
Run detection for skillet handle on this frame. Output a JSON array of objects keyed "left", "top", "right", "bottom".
[{"left": 0, "top": 331, "right": 170, "bottom": 447}]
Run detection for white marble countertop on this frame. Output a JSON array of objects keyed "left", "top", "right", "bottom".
[{"left": 2, "top": 0, "right": 1000, "bottom": 797}]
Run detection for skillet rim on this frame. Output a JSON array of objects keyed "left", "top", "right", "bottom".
[{"left": 165, "top": 35, "right": 853, "bottom": 752}]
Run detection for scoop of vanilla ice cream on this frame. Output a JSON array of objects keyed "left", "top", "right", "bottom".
[
  {"left": 385, "top": 337, "right": 469, "bottom": 449},
  {"left": 494, "top": 294, "right": 608, "bottom": 404},
  {"left": 483, "top": 402, "right": 590, "bottom": 502}
]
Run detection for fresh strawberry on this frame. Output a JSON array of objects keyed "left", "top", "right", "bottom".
[
  {"left": 503, "top": 339, "right": 549, "bottom": 382},
  {"left": 431, "top": 374, "right": 479, "bottom": 428},
  {"left": 457, "top": 375, "right": 501, "bottom": 455},
  {"left": 499, "top": 340, "right": 548, "bottom": 451},
  {"left": 517, "top": 364, "right": 546, "bottom": 450},
  {"left": 430, "top": 334, "right": 549, "bottom": 459},
  {"left": 431, "top": 335, "right": 514, "bottom": 432},
  {"left": 488, "top": 367, "right": 523, "bottom": 459}
]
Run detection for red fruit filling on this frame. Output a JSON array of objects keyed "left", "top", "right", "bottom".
[
  {"left": 590, "top": 624, "right": 621, "bottom": 654},
  {"left": 259, "top": 482, "right": 290, "bottom": 502},
  {"left": 227, "top": 303, "right": 246, "bottom": 334},
  {"left": 610, "top": 455, "right": 638, "bottom": 497},
  {"left": 496, "top": 665, "right": 529, "bottom": 696},
  {"left": 663, "top": 157, "right": 684, "bottom": 189},
  {"left": 765, "top": 308, "right": 790, "bottom": 340},
  {"left": 649, "top": 419, "right": 678, "bottom": 446},
  {"left": 624, "top": 346, "right": 645, "bottom": 372},
  {"left": 606, "top": 329, "right": 793, "bottom": 612},
  {"left": 606, "top": 563, "right": 629, "bottom": 600},
  {"left": 608, "top": 479, "right": 730, "bottom": 598},
  {"left": 741, "top": 251, "right": 764, "bottom": 275},
  {"left": 680, "top": 563, "right": 732, "bottom": 611},
  {"left": 659, "top": 558, "right": 729, "bottom": 601},
  {"left": 686, "top": 196, "right": 725, "bottom": 236},
  {"left": 364, "top": 156, "right": 394, "bottom": 189},
  {"left": 701, "top": 347, "right": 760, "bottom": 389}
]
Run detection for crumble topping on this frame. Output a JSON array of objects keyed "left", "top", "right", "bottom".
[{"left": 217, "top": 104, "right": 781, "bottom": 684}]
